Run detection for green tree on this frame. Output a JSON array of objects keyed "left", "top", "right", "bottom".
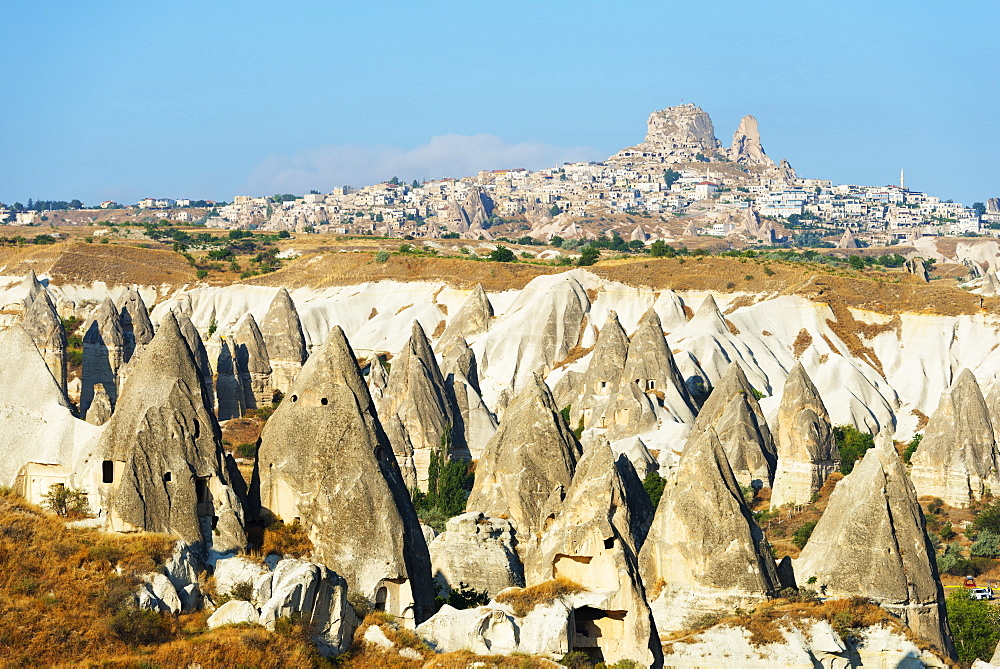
[
  {"left": 792, "top": 520, "right": 818, "bottom": 549},
  {"left": 971, "top": 498, "right": 1000, "bottom": 535},
  {"left": 649, "top": 239, "right": 675, "bottom": 258},
  {"left": 970, "top": 531, "right": 1000, "bottom": 557},
  {"left": 41, "top": 484, "right": 91, "bottom": 518},
  {"left": 412, "top": 179, "right": 420, "bottom": 188},
  {"left": 577, "top": 245, "right": 600, "bottom": 267},
  {"left": 834, "top": 425, "right": 875, "bottom": 475},
  {"left": 973, "top": 202, "right": 987, "bottom": 216},
  {"left": 902, "top": 433, "right": 922, "bottom": 463},
  {"left": 414, "top": 426, "right": 474, "bottom": 530},
  {"left": 642, "top": 471, "right": 666, "bottom": 508},
  {"left": 549, "top": 235, "right": 564, "bottom": 248},
  {"left": 488, "top": 245, "right": 515, "bottom": 262},
  {"left": 947, "top": 587, "right": 1000, "bottom": 663},
  {"left": 848, "top": 255, "right": 865, "bottom": 270},
  {"left": 549, "top": 204, "right": 562, "bottom": 216},
  {"left": 663, "top": 168, "right": 681, "bottom": 187}
]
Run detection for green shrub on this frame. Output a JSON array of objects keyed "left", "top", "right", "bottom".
[
  {"left": 109, "top": 609, "right": 173, "bottom": 645},
  {"left": 196, "top": 269, "right": 208, "bottom": 280},
  {"left": 235, "top": 443, "right": 257, "bottom": 459},
  {"left": 488, "top": 245, "right": 515, "bottom": 263},
  {"left": 374, "top": 250, "right": 390, "bottom": 263},
  {"left": 230, "top": 580, "right": 254, "bottom": 602},
  {"left": 938, "top": 542, "right": 976, "bottom": 576},
  {"left": 41, "top": 484, "right": 92, "bottom": 518},
  {"left": 971, "top": 531, "right": 1000, "bottom": 558},
  {"left": 792, "top": 520, "right": 818, "bottom": 549},
  {"left": 642, "top": 472, "right": 666, "bottom": 508},
  {"left": 972, "top": 499, "right": 1000, "bottom": 535},
  {"left": 902, "top": 433, "right": 922, "bottom": 463},
  {"left": 947, "top": 587, "right": 1000, "bottom": 663},
  {"left": 834, "top": 425, "right": 875, "bottom": 475}
]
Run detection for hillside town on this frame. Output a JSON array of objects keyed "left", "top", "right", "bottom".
[{"left": 2, "top": 104, "right": 997, "bottom": 250}]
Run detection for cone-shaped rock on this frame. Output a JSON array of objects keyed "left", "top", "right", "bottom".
[
  {"left": 86, "top": 383, "right": 113, "bottom": 426},
  {"left": 97, "top": 312, "right": 246, "bottom": 553},
  {"left": 570, "top": 311, "right": 630, "bottom": 430},
  {"left": 117, "top": 287, "right": 154, "bottom": 363},
  {"left": 214, "top": 338, "right": 246, "bottom": 421},
  {"left": 81, "top": 297, "right": 124, "bottom": 418},
  {"left": 0, "top": 325, "right": 100, "bottom": 492},
  {"left": 440, "top": 284, "right": 493, "bottom": 345},
  {"left": 467, "top": 373, "right": 581, "bottom": 539},
  {"left": 911, "top": 369, "right": 1000, "bottom": 508},
  {"left": 380, "top": 320, "right": 465, "bottom": 489},
  {"left": 256, "top": 326, "right": 434, "bottom": 626},
  {"left": 796, "top": 433, "right": 955, "bottom": 655},
  {"left": 234, "top": 313, "right": 273, "bottom": 410},
  {"left": 175, "top": 310, "right": 215, "bottom": 412},
  {"left": 528, "top": 439, "right": 660, "bottom": 667},
  {"left": 440, "top": 336, "right": 497, "bottom": 460},
  {"left": 770, "top": 363, "right": 840, "bottom": 508},
  {"left": 727, "top": 115, "right": 773, "bottom": 167},
  {"left": 20, "top": 288, "right": 67, "bottom": 394},
  {"left": 260, "top": 288, "right": 308, "bottom": 393},
  {"left": 21, "top": 269, "right": 45, "bottom": 302},
  {"left": 621, "top": 308, "right": 697, "bottom": 425},
  {"left": 367, "top": 356, "right": 388, "bottom": 404},
  {"left": 691, "top": 361, "right": 776, "bottom": 488},
  {"left": 638, "top": 428, "right": 780, "bottom": 633}
]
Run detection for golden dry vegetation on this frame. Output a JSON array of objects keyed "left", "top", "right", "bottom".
[
  {"left": 493, "top": 578, "right": 586, "bottom": 618},
  {"left": 756, "top": 473, "right": 843, "bottom": 559}
]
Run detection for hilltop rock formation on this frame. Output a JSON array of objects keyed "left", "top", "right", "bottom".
[
  {"left": 81, "top": 297, "right": 125, "bottom": 418},
  {"left": 256, "top": 325, "right": 434, "bottom": 626},
  {"left": 770, "top": 363, "right": 840, "bottom": 508},
  {"left": 380, "top": 320, "right": 464, "bottom": 489},
  {"left": 234, "top": 314, "right": 273, "bottom": 410},
  {"left": 0, "top": 326, "right": 100, "bottom": 494},
  {"left": 85, "top": 383, "right": 113, "bottom": 426},
  {"left": 96, "top": 312, "right": 246, "bottom": 553},
  {"left": 428, "top": 512, "right": 524, "bottom": 598},
  {"left": 117, "top": 287, "right": 154, "bottom": 363},
  {"left": 690, "top": 361, "right": 776, "bottom": 488},
  {"left": 728, "top": 115, "right": 773, "bottom": 167},
  {"left": 259, "top": 288, "right": 308, "bottom": 393},
  {"left": 528, "top": 439, "right": 660, "bottom": 667},
  {"left": 612, "top": 103, "right": 722, "bottom": 163},
  {"left": 639, "top": 428, "right": 780, "bottom": 633},
  {"left": 467, "top": 373, "right": 581, "bottom": 541},
  {"left": 20, "top": 288, "right": 67, "bottom": 393},
  {"left": 910, "top": 369, "right": 1000, "bottom": 507},
  {"left": 796, "top": 433, "right": 954, "bottom": 654}
]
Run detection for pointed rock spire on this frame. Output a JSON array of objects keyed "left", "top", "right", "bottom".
[
  {"left": 234, "top": 313, "right": 272, "bottom": 410},
  {"left": 691, "top": 361, "right": 776, "bottom": 488},
  {"left": 81, "top": 297, "right": 125, "bottom": 418},
  {"left": 638, "top": 428, "right": 780, "bottom": 633},
  {"left": 727, "top": 115, "right": 773, "bottom": 167},
  {"left": 621, "top": 308, "right": 697, "bottom": 424},
  {"left": 260, "top": 288, "right": 308, "bottom": 393},
  {"left": 257, "top": 326, "right": 434, "bottom": 626},
  {"left": 797, "top": 433, "right": 955, "bottom": 654},
  {"left": 528, "top": 439, "right": 660, "bottom": 667},
  {"left": 440, "top": 284, "right": 493, "bottom": 345},
  {"left": 911, "top": 369, "right": 999, "bottom": 507},
  {"left": 174, "top": 309, "right": 215, "bottom": 412},
  {"left": 366, "top": 356, "right": 388, "bottom": 404},
  {"left": 686, "top": 294, "right": 729, "bottom": 335},
  {"left": 97, "top": 312, "right": 246, "bottom": 553},
  {"left": 838, "top": 229, "right": 859, "bottom": 249},
  {"left": 20, "top": 288, "right": 67, "bottom": 393},
  {"left": 86, "top": 383, "right": 112, "bottom": 426},
  {"left": 570, "top": 311, "right": 630, "bottom": 430},
  {"left": 380, "top": 320, "right": 464, "bottom": 489},
  {"left": 769, "top": 363, "right": 840, "bottom": 508},
  {"left": 467, "top": 373, "right": 581, "bottom": 539},
  {"left": 440, "top": 335, "right": 497, "bottom": 460},
  {"left": 214, "top": 338, "right": 246, "bottom": 421},
  {"left": 117, "top": 287, "right": 154, "bottom": 363}
]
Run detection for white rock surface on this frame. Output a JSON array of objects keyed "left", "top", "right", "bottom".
[{"left": 207, "top": 600, "right": 259, "bottom": 629}]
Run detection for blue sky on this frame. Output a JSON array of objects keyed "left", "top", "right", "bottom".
[{"left": 2, "top": 1, "right": 997, "bottom": 206}]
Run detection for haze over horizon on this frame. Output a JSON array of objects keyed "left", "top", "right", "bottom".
[{"left": 3, "top": 1, "right": 996, "bottom": 206}]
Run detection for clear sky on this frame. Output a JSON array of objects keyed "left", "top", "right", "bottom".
[{"left": 2, "top": 1, "right": 997, "bottom": 206}]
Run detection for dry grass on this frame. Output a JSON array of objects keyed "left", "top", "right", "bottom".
[
  {"left": 261, "top": 519, "right": 314, "bottom": 559},
  {"left": 0, "top": 241, "right": 196, "bottom": 287},
  {"left": 220, "top": 416, "right": 266, "bottom": 452},
  {"left": 493, "top": 578, "right": 585, "bottom": 618},
  {"left": 724, "top": 318, "right": 741, "bottom": 335},
  {"left": 792, "top": 328, "right": 812, "bottom": 358},
  {"left": 912, "top": 408, "right": 930, "bottom": 431}
]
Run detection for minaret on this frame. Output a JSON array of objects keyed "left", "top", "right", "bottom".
[{"left": 900, "top": 168, "right": 905, "bottom": 189}]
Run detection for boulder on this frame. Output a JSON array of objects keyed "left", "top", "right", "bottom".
[
  {"left": 96, "top": 312, "right": 247, "bottom": 553},
  {"left": 214, "top": 555, "right": 271, "bottom": 605},
  {"left": 467, "top": 373, "right": 581, "bottom": 541},
  {"left": 380, "top": 320, "right": 464, "bottom": 489},
  {"left": 770, "top": 363, "right": 840, "bottom": 508},
  {"left": 256, "top": 326, "right": 434, "bottom": 626},
  {"left": 137, "top": 572, "right": 182, "bottom": 614},
  {"left": 911, "top": 369, "right": 1000, "bottom": 508},
  {"left": 429, "top": 512, "right": 524, "bottom": 598},
  {"left": 259, "top": 288, "right": 308, "bottom": 393},
  {"left": 691, "top": 361, "right": 776, "bottom": 488},
  {"left": 207, "top": 600, "right": 259, "bottom": 628},
  {"left": 639, "top": 428, "right": 780, "bottom": 634},
  {"left": 81, "top": 297, "right": 124, "bottom": 417},
  {"left": 258, "top": 558, "right": 358, "bottom": 656},
  {"left": 796, "top": 433, "right": 955, "bottom": 654}
]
